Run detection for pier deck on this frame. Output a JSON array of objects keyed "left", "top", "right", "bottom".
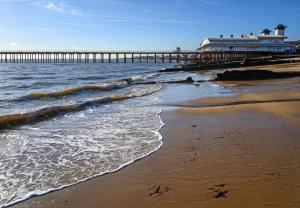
[{"left": 0, "top": 51, "right": 274, "bottom": 64}]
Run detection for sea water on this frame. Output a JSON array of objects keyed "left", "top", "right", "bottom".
[{"left": 0, "top": 63, "right": 232, "bottom": 207}]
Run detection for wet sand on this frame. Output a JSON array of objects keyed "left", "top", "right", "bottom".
[{"left": 14, "top": 64, "right": 300, "bottom": 208}]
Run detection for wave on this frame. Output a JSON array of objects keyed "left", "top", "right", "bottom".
[
  {"left": 18, "top": 74, "right": 158, "bottom": 100},
  {"left": 22, "top": 82, "right": 127, "bottom": 99},
  {"left": 68, "top": 76, "right": 107, "bottom": 81},
  {"left": 0, "top": 85, "right": 163, "bottom": 130},
  {"left": 13, "top": 76, "right": 35, "bottom": 80},
  {"left": 1, "top": 111, "right": 165, "bottom": 208}
]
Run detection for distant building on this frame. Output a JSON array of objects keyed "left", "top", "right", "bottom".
[
  {"left": 197, "top": 24, "right": 295, "bottom": 53},
  {"left": 297, "top": 45, "right": 300, "bottom": 53},
  {"left": 288, "top": 40, "right": 300, "bottom": 53}
]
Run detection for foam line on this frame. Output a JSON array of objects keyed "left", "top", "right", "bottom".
[{"left": 2, "top": 111, "right": 166, "bottom": 208}]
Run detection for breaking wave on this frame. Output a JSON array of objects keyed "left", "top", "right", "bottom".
[
  {"left": 18, "top": 74, "right": 158, "bottom": 100},
  {"left": 0, "top": 85, "right": 163, "bottom": 130}
]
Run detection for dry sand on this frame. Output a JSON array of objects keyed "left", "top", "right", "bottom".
[{"left": 13, "top": 63, "right": 300, "bottom": 208}]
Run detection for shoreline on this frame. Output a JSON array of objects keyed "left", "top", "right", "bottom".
[
  {"left": 4, "top": 111, "right": 165, "bottom": 208},
  {"left": 12, "top": 62, "right": 300, "bottom": 208}
]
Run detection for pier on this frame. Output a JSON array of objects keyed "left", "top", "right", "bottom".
[{"left": 0, "top": 51, "right": 273, "bottom": 64}]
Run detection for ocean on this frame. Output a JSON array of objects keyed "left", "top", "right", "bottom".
[{"left": 0, "top": 63, "right": 232, "bottom": 207}]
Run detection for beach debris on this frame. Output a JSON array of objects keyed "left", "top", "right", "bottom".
[
  {"left": 192, "top": 124, "right": 197, "bottom": 128},
  {"left": 149, "top": 184, "right": 170, "bottom": 196},
  {"left": 208, "top": 184, "right": 229, "bottom": 199}
]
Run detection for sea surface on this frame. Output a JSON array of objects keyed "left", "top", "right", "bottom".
[{"left": 0, "top": 63, "right": 232, "bottom": 207}]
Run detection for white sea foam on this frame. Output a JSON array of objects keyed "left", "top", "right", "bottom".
[{"left": 0, "top": 87, "right": 164, "bottom": 208}]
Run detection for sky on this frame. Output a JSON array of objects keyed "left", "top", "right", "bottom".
[{"left": 0, "top": 0, "right": 300, "bottom": 51}]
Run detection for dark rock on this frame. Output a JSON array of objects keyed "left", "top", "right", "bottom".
[
  {"left": 184, "top": 77, "right": 194, "bottom": 83},
  {"left": 215, "top": 70, "right": 300, "bottom": 81},
  {"left": 160, "top": 56, "right": 300, "bottom": 73},
  {"left": 162, "top": 77, "right": 194, "bottom": 84},
  {"left": 135, "top": 76, "right": 194, "bottom": 85}
]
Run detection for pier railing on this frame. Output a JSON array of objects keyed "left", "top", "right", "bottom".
[{"left": 0, "top": 51, "right": 275, "bottom": 64}]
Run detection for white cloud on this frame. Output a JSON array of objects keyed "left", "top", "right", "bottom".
[
  {"left": 34, "top": 1, "right": 83, "bottom": 15},
  {"left": 44, "top": 2, "right": 64, "bottom": 12}
]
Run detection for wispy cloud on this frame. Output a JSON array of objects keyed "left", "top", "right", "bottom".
[
  {"left": 44, "top": 2, "right": 64, "bottom": 12},
  {"left": 34, "top": 1, "right": 83, "bottom": 15}
]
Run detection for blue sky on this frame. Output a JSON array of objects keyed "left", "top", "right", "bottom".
[{"left": 0, "top": 0, "right": 299, "bottom": 50}]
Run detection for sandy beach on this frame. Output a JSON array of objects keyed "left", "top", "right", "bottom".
[{"left": 13, "top": 63, "right": 300, "bottom": 208}]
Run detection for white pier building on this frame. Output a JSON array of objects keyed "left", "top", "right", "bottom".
[{"left": 198, "top": 24, "right": 294, "bottom": 53}]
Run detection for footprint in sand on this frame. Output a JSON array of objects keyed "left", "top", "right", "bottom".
[
  {"left": 149, "top": 184, "right": 170, "bottom": 197},
  {"left": 186, "top": 146, "right": 197, "bottom": 152},
  {"left": 208, "top": 184, "right": 229, "bottom": 199}
]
